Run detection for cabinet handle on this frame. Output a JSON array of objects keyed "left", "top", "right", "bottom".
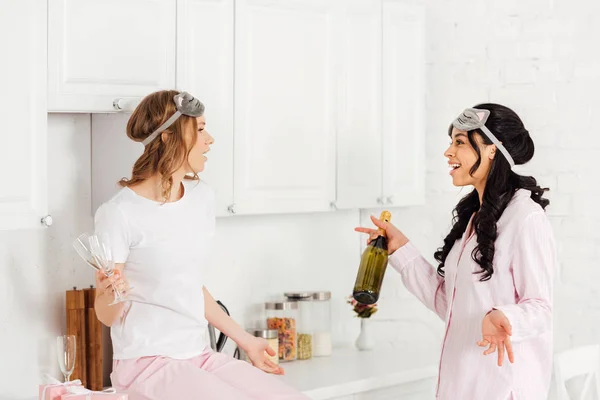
[
  {"left": 113, "top": 98, "right": 125, "bottom": 110},
  {"left": 386, "top": 196, "right": 394, "bottom": 204},
  {"left": 227, "top": 204, "right": 236, "bottom": 215},
  {"left": 113, "top": 98, "right": 140, "bottom": 112},
  {"left": 330, "top": 202, "right": 338, "bottom": 211},
  {"left": 41, "top": 215, "right": 53, "bottom": 227},
  {"left": 376, "top": 197, "right": 384, "bottom": 205}
]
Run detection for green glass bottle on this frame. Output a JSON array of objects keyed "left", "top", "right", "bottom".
[{"left": 353, "top": 211, "right": 392, "bottom": 305}]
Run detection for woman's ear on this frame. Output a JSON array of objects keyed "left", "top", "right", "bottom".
[{"left": 489, "top": 145, "right": 497, "bottom": 160}]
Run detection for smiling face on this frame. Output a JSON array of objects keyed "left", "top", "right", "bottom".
[
  {"left": 444, "top": 128, "right": 496, "bottom": 189},
  {"left": 186, "top": 115, "right": 214, "bottom": 174}
]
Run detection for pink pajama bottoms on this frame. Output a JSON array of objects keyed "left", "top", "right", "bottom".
[{"left": 110, "top": 348, "right": 310, "bottom": 400}]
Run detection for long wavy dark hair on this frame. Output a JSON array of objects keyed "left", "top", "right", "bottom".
[{"left": 433, "top": 103, "right": 550, "bottom": 281}]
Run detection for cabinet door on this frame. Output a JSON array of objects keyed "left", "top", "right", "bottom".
[
  {"left": 382, "top": 0, "right": 425, "bottom": 207},
  {"left": 335, "top": 0, "right": 383, "bottom": 210},
  {"left": 177, "top": 0, "right": 234, "bottom": 217},
  {"left": 48, "top": 0, "right": 176, "bottom": 112},
  {"left": 0, "top": 0, "right": 48, "bottom": 230},
  {"left": 234, "top": 0, "right": 338, "bottom": 215}
]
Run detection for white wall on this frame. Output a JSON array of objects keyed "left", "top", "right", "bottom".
[
  {"left": 2, "top": 0, "right": 600, "bottom": 397},
  {"left": 408, "top": 0, "right": 600, "bottom": 354}
]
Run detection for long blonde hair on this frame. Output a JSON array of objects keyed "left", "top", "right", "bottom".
[{"left": 119, "top": 90, "right": 199, "bottom": 201}]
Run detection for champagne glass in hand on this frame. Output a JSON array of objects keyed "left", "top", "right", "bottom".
[
  {"left": 72, "top": 232, "right": 127, "bottom": 305},
  {"left": 56, "top": 335, "right": 76, "bottom": 382}
]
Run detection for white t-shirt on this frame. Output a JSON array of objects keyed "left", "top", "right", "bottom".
[{"left": 94, "top": 179, "right": 215, "bottom": 360}]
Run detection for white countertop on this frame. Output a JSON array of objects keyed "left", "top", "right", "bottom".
[{"left": 278, "top": 346, "right": 438, "bottom": 399}]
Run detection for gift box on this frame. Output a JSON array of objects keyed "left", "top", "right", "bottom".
[
  {"left": 39, "top": 379, "right": 83, "bottom": 400},
  {"left": 60, "top": 386, "right": 127, "bottom": 400}
]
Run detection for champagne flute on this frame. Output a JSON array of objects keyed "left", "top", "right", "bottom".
[
  {"left": 72, "top": 232, "right": 127, "bottom": 305},
  {"left": 56, "top": 335, "right": 76, "bottom": 382}
]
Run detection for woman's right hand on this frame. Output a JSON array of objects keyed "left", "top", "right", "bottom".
[
  {"left": 354, "top": 215, "right": 409, "bottom": 254},
  {"left": 95, "top": 268, "right": 129, "bottom": 299}
]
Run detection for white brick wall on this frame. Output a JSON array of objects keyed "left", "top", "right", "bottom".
[{"left": 368, "top": 0, "right": 600, "bottom": 357}]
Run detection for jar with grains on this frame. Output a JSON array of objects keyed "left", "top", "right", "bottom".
[
  {"left": 284, "top": 292, "right": 314, "bottom": 360},
  {"left": 265, "top": 301, "right": 298, "bottom": 362}
]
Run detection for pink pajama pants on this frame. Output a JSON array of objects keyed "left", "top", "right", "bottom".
[{"left": 111, "top": 348, "right": 310, "bottom": 400}]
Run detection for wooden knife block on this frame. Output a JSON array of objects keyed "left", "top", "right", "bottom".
[{"left": 66, "top": 287, "right": 104, "bottom": 390}]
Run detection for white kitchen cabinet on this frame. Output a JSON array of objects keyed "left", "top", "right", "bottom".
[
  {"left": 381, "top": 0, "right": 426, "bottom": 207},
  {"left": 336, "top": 0, "right": 425, "bottom": 210},
  {"left": 177, "top": 0, "right": 234, "bottom": 217},
  {"left": 233, "top": 0, "right": 338, "bottom": 215},
  {"left": 335, "top": 0, "right": 383, "bottom": 210},
  {"left": 48, "top": 0, "right": 176, "bottom": 113},
  {"left": 89, "top": 0, "right": 426, "bottom": 217},
  {"left": 0, "top": 0, "right": 49, "bottom": 230}
]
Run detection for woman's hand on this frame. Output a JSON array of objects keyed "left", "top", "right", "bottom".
[
  {"left": 477, "top": 309, "right": 514, "bottom": 366},
  {"left": 243, "top": 336, "right": 284, "bottom": 375},
  {"left": 354, "top": 215, "right": 409, "bottom": 254},
  {"left": 95, "top": 269, "right": 129, "bottom": 300}
]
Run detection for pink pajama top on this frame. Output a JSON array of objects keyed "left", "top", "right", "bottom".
[{"left": 389, "top": 189, "right": 557, "bottom": 400}]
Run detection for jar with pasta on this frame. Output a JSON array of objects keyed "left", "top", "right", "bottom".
[{"left": 265, "top": 301, "right": 298, "bottom": 362}]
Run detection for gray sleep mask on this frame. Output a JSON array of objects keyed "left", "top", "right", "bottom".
[
  {"left": 452, "top": 108, "right": 515, "bottom": 168},
  {"left": 141, "top": 91, "right": 205, "bottom": 147}
]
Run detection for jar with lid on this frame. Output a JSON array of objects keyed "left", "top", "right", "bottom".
[
  {"left": 284, "top": 292, "right": 314, "bottom": 360},
  {"left": 265, "top": 301, "right": 298, "bottom": 362},
  {"left": 311, "top": 291, "right": 332, "bottom": 356},
  {"left": 247, "top": 329, "right": 279, "bottom": 365}
]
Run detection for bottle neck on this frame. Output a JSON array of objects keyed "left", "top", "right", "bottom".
[{"left": 371, "top": 234, "right": 387, "bottom": 250}]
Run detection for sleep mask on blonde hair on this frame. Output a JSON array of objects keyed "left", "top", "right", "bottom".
[{"left": 141, "top": 91, "right": 205, "bottom": 147}]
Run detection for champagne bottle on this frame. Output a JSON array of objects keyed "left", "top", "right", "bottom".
[{"left": 353, "top": 211, "right": 392, "bottom": 305}]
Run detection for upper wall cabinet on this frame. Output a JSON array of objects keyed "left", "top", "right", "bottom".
[
  {"left": 335, "top": 0, "right": 383, "bottom": 210},
  {"left": 381, "top": 0, "right": 425, "bottom": 208},
  {"left": 176, "top": 0, "right": 234, "bottom": 217},
  {"left": 88, "top": 0, "right": 426, "bottom": 216},
  {"left": 335, "top": 0, "right": 425, "bottom": 210},
  {"left": 233, "top": 0, "right": 337, "bottom": 215},
  {"left": 48, "top": 0, "right": 176, "bottom": 113},
  {"left": 0, "top": 0, "right": 49, "bottom": 230}
]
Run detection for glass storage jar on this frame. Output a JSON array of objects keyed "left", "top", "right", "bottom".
[
  {"left": 265, "top": 301, "right": 298, "bottom": 362},
  {"left": 284, "top": 292, "right": 314, "bottom": 360},
  {"left": 250, "top": 328, "right": 279, "bottom": 365},
  {"left": 311, "top": 291, "right": 332, "bottom": 356}
]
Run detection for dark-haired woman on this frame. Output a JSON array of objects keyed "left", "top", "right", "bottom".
[{"left": 356, "top": 104, "right": 557, "bottom": 400}]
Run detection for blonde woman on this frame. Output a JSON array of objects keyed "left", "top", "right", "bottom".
[{"left": 94, "top": 90, "right": 308, "bottom": 400}]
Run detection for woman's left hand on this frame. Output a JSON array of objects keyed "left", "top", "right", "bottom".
[
  {"left": 477, "top": 309, "right": 515, "bottom": 367},
  {"left": 244, "top": 336, "right": 284, "bottom": 375}
]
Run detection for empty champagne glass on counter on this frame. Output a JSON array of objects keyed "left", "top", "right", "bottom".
[{"left": 56, "top": 335, "right": 76, "bottom": 382}]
